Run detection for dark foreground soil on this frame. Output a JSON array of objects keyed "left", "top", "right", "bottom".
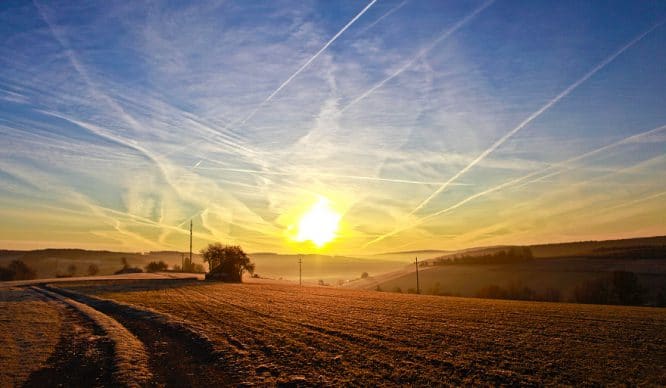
[
  {"left": 23, "top": 303, "right": 117, "bottom": 388},
  {"left": 103, "top": 309, "right": 235, "bottom": 387}
]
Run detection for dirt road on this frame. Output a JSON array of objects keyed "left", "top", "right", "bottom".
[{"left": 1, "top": 284, "right": 232, "bottom": 387}]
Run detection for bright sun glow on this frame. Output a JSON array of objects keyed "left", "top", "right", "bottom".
[{"left": 292, "top": 197, "right": 341, "bottom": 247}]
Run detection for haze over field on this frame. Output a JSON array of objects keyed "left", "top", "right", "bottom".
[{"left": 1, "top": 1, "right": 665, "bottom": 255}]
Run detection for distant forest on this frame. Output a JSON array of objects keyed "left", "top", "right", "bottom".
[{"left": 430, "top": 247, "right": 534, "bottom": 266}]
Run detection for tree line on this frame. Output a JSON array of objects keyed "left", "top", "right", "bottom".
[{"left": 431, "top": 247, "right": 534, "bottom": 266}]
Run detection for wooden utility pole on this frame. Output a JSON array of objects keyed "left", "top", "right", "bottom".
[
  {"left": 415, "top": 257, "right": 420, "bottom": 294},
  {"left": 189, "top": 220, "right": 193, "bottom": 265},
  {"left": 298, "top": 256, "right": 302, "bottom": 286}
]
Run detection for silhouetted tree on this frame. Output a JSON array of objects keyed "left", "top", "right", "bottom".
[
  {"left": 2, "top": 260, "right": 37, "bottom": 280},
  {"left": 540, "top": 288, "right": 561, "bottom": 302},
  {"left": 610, "top": 271, "right": 644, "bottom": 305},
  {"left": 574, "top": 271, "right": 645, "bottom": 306},
  {"left": 0, "top": 266, "right": 13, "bottom": 281},
  {"left": 657, "top": 290, "right": 666, "bottom": 308},
  {"left": 87, "top": 263, "right": 100, "bottom": 276},
  {"left": 202, "top": 244, "right": 254, "bottom": 282},
  {"left": 477, "top": 284, "right": 508, "bottom": 299},
  {"left": 145, "top": 261, "right": 168, "bottom": 272},
  {"left": 361, "top": 272, "right": 369, "bottom": 279},
  {"left": 574, "top": 277, "right": 610, "bottom": 304}
]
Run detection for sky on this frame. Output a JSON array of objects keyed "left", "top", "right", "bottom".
[{"left": 0, "top": 0, "right": 665, "bottom": 254}]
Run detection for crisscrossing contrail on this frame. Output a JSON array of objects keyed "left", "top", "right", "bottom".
[
  {"left": 239, "top": 0, "right": 379, "bottom": 126},
  {"left": 405, "top": 22, "right": 662, "bottom": 218},
  {"left": 364, "top": 123, "right": 666, "bottom": 247}
]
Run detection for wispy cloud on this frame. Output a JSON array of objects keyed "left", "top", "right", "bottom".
[
  {"left": 239, "top": 0, "right": 378, "bottom": 126},
  {"left": 1, "top": 1, "right": 664, "bottom": 252},
  {"left": 364, "top": 123, "right": 666, "bottom": 247},
  {"left": 406, "top": 22, "right": 663, "bottom": 217}
]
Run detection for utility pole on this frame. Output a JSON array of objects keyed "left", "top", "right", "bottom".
[
  {"left": 415, "top": 257, "right": 420, "bottom": 294},
  {"left": 189, "top": 219, "right": 193, "bottom": 265},
  {"left": 298, "top": 256, "right": 302, "bottom": 287}
]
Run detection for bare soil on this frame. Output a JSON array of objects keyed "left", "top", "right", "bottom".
[
  {"left": 72, "top": 280, "right": 666, "bottom": 386},
  {"left": 23, "top": 300, "right": 117, "bottom": 388},
  {"left": 3, "top": 279, "right": 665, "bottom": 386}
]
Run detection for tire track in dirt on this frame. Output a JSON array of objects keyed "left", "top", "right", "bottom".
[
  {"left": 44, "top": 285, "right": 238, "bottom": 386},
  {"left": 31, "top": 286, "right": 152, "bottom": 386},
  {"left": 23, "top": 289, "right": 117, "bottom": 387}
]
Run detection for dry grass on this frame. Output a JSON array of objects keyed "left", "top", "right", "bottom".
[
  {"left": 67, "top": 281, "right": 666, "bottom": 385},
  {"left": 0, "top": 288, "right": 62, "bottom": 387},
  {"left": 33, "top": 287, "right": 153, "bottom": 386}
]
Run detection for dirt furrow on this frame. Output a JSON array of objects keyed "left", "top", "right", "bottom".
[
  {"left": 44, "top": 285, "right": 237, "bottom": 386},
  {"left": 31, "top": 286, "right": 152, "bottom": 387},
  {"left": 23, "top": 288, "right": 117, "bottom": 387}
]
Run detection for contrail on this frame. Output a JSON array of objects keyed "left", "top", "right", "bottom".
[
  {"left": 515, "top": 124, "right": 666, "bottom": 188},
  {"left": 239, "top": 0, "right": 378, "bottom": 126},
  {"left": 340, "top": 0, "right": 495, "bottom": 113},
  {"left": 606, "top": 191, "right": 666, "bottom": 211},
  {"left": 407, "top": 22, "right": 662, "bottom": 217},
  {"left": 355, "top": 0, "right": 409, "bottom": 37},
  {"left": 364, "top": 123, "right": 666, "bottom": 247},
  {"left": 195, "top": 165, "right": 473, "bottom": 186}
]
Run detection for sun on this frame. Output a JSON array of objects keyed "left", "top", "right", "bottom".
[{"left": 291, "top": 197, "right": 341, "bottom": 247}]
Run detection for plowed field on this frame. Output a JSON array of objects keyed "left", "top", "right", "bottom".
[{"left": 61, "top": 280, "right": 666, "bottom": 386}]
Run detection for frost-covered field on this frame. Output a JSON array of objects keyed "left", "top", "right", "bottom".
[{"left": 2, "top": 279, "right": 665, "bottom": 386}]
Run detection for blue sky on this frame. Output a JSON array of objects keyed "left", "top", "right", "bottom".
[{"left": 0, "top": 0, "right": 665, "bottom": 253}]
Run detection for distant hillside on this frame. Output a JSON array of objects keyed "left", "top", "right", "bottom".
[
  {"left": 247, "top": 253, "right": 407, "bottom": 284},
  {"left": 367, "top": 250, "right": 450, "bottom": 262},
  {"left": 529, "top": 236, "right": 666, "bottom": 258},
  {"left": 0, "top": 249, "right": 405, "bottom": 283},
  {"left": 348, "top": 236, "right": 666, "bottom": 306},
  {"left": 0, "top": 249, "right": 201, "bottom": 278}
]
